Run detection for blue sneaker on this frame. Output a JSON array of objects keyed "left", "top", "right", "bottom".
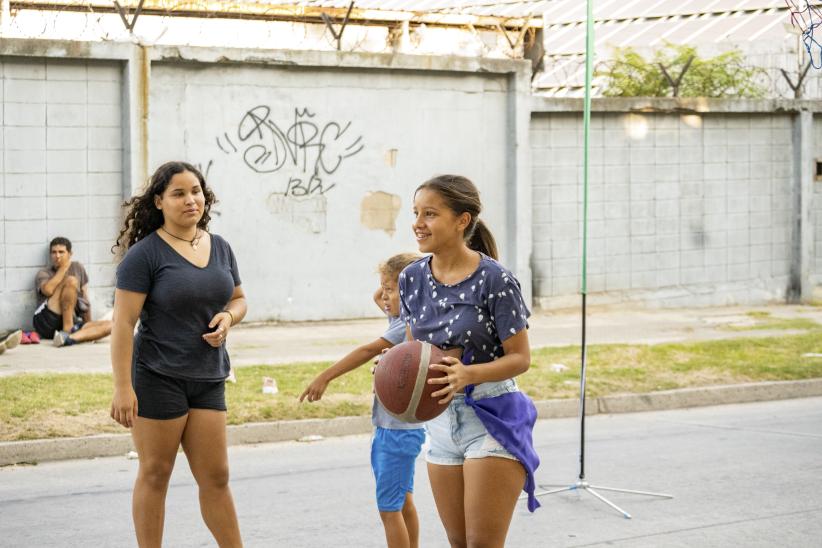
[{"left": 53, "top": 331, "right": 76, "bottom": 347}]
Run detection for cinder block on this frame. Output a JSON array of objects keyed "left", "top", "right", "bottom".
[
  {"left": 726, "top": 116, "right": 751, "bottom": 130},
  {"left": 680, "top": 267, "right": 708, "bottom": 284},
  {"left": 86, "top": 64, "right": 121, "bottom": 82},
  {"left": 47, "top": 128, "right": 87, "bottom": 150},
  {"left": 47, "top": 150, "right": 86, "bottom": 173},
  {"left": 654, "top": 129, "right": 679, "bottom": 147},
  {"left": 656, "top": 268, "right": 680, "bottom": 287},
  {"left": 750, "top": 260, "right": 772, "bottom": 278},
  {"left": 705, "top": 265, "right": 728, "bottom": 283},
  {"left": 631, "top": 270, "right": 657, "bottom": 289},
  {"left": 4, "top": 173, "right": 46, "bottom": 197},
  {"left": 773, "top": 162, "right": 792, "bottom": 178},
  {"left": 704, "top": 163, "right": 727, "bottom": 181},
  {"left": 88, "top": 149, "right": 123, "bottom": 173},
  {"left": 5, "top": 220, "right": 48, "bottom": 244},
  {"left": 552, "top": 258, "right": 580, "bottom": 277},
  {"left": 750, "top": 227, "right": 773, "bottom": 245},
  {"left": 47, "top": 219, "right": 88, "bottom": 242},
  {"left": 47, "top": 173, "right": 87, "bottom": 196},
  {"left": 704, "top": 145, "right": 728, "bottom": 163},
  {"left": 630, "top": 218, "right": 655, "bottom": 235},
  {"left": 607, "top": 253, "right": 631, "bottom": 273},
  {"left": 654, "top": 146, "right": 678, "bottom": 165},
  {"left": 654, "top": 165, "right": 679, "bottom": 182},
  {"left": 3, "top": 60, "right": 46, "bottom": 79},
  {"left": 630, "top": 253, "right": 656, "bottom": 272},
  {"left": 5, "top": 267, "right": 46, "bottom": 291},
  {"left": 605, "top": 218, "right": 630, "bottom": 237},
  {"left": 4, "top": 79, "right": 46, "bottom": 103},
  {"left": 630, "top": 148, "right": 654, "bottom": 165},
  {"left": 750, "top": 244, "right": 771, "bottom": 262},
  {"left": 629, "top": 164, "right": 655, "bottom": 183},
  {"left": 656, "top": 182, "right": 681, "bottom": 199},
  {"left": 552, "top": 275, "right": 579, "bottom": 295},
  {"left": 605, "top": 272, "right": 630, "bottom": 291},
  {"left": 703, "top": 128, "right": 727, "bottom": 145},
  {"left": 727, "top": 229, "right": 750, "bottom": 246},
  {"left": 5, "top": 127, "right": 46, "bottom": 151},
  {"left": 750, "top": 212, "right": 772, "bottom": 228},
  {"left": 5, "top": 244, "right": 48, "bottom": 268},
  {"left": 630, "top": 200, "right": 654, "bottom": 219},
  {"left": 46, "top": 61, "right": 88, "bottom": 81},
  {"left": 4, "top": 103, "right": 46, "bottom": 126},
  {"left": 681, "top": 250, "right": 705, "bottom": 268},
  {"left": 705, "top": 248, "right": 727, "bottom": 266},
  {"left": 47, "top": 104, "right": 86, "bottom": 127},
  {"left": 705, "top": 231, "right": 728, "bottom": 249},
  {"left": 679, "top": 146, "right": 703, "bottom": 164},
  {"left": 656, "top": 218, "right": 679, "bottom": 235},
  {"left": 703, "top": 214, "right": 727, "bottom": 231},
  {"left": 772, "top": 261, "right": 789, "bottom": 277},
  {"left": 749, "top": 128, "right": 772, "bottom": 144},
  {"left": 551, "top": 202, "right": 578, "bottom": 222},
  {"left": 728, "top": 263, "right": 751, "bottom": 281},
  {"left": 88, "top": 81, "right": 122, "bottom": 105},
  {"left": 703, "top": 196, "right": 727, "bottom": 215},
  {"left": 657, "top": 250, "right": 680, "bottom": 269},
  {"left": 656, "top": 234, "right": 679, "bottom": 252},
  {"left": 47, "top": 196, "right": 88, "bottom": 220},
  {"left": 630, "top": 235, "right": 655, "bottom": 254},
  {"left": 728, "top": 246, "right": 749, "bottom": 264},
  {"left": 88, "top": 173, "right": 121, "bottom": 195},
  {"left": 4, "top": 149, "right": 46, "bottom": 174},
  {"left": 46, "top": 80, "right": 87, "bottom": 104}
]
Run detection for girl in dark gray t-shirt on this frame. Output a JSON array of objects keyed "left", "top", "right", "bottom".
[{"left": 110, "top": 161, "right": 246, "bottom": 547}]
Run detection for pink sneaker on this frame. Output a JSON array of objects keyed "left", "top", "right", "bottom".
[
  {"left": 20, "top": 332, "right": 31, "bottom": 344},
  {"left": 28, "top": 331, "right": 41, "bottom": 344}
]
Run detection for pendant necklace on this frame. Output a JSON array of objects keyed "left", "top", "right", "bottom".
[{"left": 161, "top": 226, "right": 202, "bottom": 250}]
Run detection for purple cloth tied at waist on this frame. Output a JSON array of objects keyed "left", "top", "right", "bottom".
[{"left": 464, "top": 383, "right": 541, "bottom": 512}]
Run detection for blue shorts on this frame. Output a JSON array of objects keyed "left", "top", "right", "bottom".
[
  {"left": 370, "top": 427, "right": 425, "bottom": 512},
  {"left": 425, "top": 379, "right": 519, "bottom": 466}
]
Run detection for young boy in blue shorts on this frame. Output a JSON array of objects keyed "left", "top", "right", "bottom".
[{"left": 299, "top": 252, "right": 424, "bottom": 548}]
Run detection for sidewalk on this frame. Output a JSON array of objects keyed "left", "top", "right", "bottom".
[{"left": 2, "top": 304, "right": 822, "bottom": 377}]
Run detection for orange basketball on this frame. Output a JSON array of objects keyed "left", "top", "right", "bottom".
[{"left": 374, "top": 340, "right": 448, "bottom": 422}]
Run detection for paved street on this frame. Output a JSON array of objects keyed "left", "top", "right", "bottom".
[{"left": 2, "top": 397, "right": 820, "bottom": 547}]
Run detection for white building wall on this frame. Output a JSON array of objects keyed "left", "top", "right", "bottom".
[
  {"left": 148, "top": 62, "right": 511, "bottom": 321},
  {"left": 1, "top": 56, "right": 123, "bottom": 329},
  {"left": 531, "top": 110, "right": 796, "bottom": 308}
]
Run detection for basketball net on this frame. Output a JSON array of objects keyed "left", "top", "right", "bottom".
[{"left": 786, "top": 0, "right": 822, "bottom": 68}]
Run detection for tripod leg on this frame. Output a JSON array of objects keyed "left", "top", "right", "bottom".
[
  {"left": 584, "top": 487, "right": 632, "bottom": 519},
  {"left": 588, "top": 484, "right": 673, "bottom": 498}
]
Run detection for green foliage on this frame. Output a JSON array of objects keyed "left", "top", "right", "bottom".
[{"left": 596, "top": 43, "right": 766, "bottom": 98}]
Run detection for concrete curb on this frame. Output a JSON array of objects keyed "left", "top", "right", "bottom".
[{"left": 2, "top": 379, "right": 821, "bottom": 466}]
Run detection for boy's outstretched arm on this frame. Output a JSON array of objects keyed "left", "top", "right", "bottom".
[{"left": 299, "top": 337, "right": 393, "bottom": 403}]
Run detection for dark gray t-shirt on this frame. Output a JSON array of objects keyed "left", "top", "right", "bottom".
[{"left": 116, "top": 231, "right": 241, "bottom": 381}]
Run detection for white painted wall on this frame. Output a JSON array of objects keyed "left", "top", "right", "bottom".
[
  {"left": 1, "top": 57, "right": 123, "bottom": 329},
  {"left": 148, "top": 62, "right": 511, "bottom": 321},
  {"left": 531, "top": 111, "right": 796, "bottom": 308}
]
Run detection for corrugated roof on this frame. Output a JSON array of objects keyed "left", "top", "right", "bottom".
[
  {"left": 265, "top": 1, "right": 553, "bottom": 18},
  {"left": 535, "top": 0, "right": 822, "bottom": 97}
]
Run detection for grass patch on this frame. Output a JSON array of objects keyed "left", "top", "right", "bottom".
[
  {"left": 719, "top": 316, "right": 820, "bottom": 331},
  {"left": 3, "top": 332, "right": 822, "bottom": 441}
]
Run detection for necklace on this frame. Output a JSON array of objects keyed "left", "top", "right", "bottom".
[{"left": 160, "top": 226, "right": 202, "bottom": 250}]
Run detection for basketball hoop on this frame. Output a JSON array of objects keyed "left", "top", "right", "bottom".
[{"left": 786, "top": 1, "right": 822, "bottom": 68}]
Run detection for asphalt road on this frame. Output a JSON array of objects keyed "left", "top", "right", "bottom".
[{"left": 2, "top": 397, "right": 820, "bottom": 547}]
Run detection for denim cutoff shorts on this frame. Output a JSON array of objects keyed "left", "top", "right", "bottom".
[{"left": 425, "top": 379, "right": 520, "bottom": 466}]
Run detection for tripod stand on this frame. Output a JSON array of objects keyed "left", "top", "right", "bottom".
[
  {"left": 530, "top": 0, "right": 673, "bottom": 518},
  {"left": 533, "top": 295, "right": 673, "bottom": 519}
]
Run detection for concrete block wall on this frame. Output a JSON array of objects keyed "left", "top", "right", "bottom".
[
  {"left": 812, "top": 115, "right": 822, "bottom": 286},
  {"left": 531, "top": 111, "right": 795, "bottom": 309},
  {"left": 1, "top": 57, "right": 123, "bottom": 330}
]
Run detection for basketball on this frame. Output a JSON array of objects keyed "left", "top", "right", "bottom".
[{"left": 374, "top": 340, "right": 448, "bottom": 422}]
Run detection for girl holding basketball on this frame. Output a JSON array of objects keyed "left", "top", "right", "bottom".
[
  {"left": 110, "top": 161, "right": 246, "bottom": 548},
  {"left": 399, "top": 175, "right": 540, "bottom": 548}
]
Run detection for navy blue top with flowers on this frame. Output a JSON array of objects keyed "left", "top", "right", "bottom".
[{"left": 398, "top": 253, "right": 530, "bottom": 361}]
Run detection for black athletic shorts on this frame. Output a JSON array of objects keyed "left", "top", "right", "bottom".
[
  {"left": 133, "top": 365, "right": 227, "bottom": 420},
  {"left": 32, "top": 303, "right": 83, "bottom": 339}
]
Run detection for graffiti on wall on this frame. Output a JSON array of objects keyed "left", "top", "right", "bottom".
[{"left": 216, "top": 106, "right": 365, "bottom": 197}]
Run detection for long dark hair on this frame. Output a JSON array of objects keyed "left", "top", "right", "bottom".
[
  {"left": 416, "top": 174, "right": 499, "bottom": 260},
  {"left": 113, "top": 161, "right": 215, "bottom": 254}
]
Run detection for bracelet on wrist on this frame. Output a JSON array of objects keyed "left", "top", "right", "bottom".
[{"left": 222, "top": 309, "right": 236, "bottom": 326}]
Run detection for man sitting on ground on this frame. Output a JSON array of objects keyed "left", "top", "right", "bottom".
[{"left": 33, "top": 237, "right": 112, "bottom": 347}]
